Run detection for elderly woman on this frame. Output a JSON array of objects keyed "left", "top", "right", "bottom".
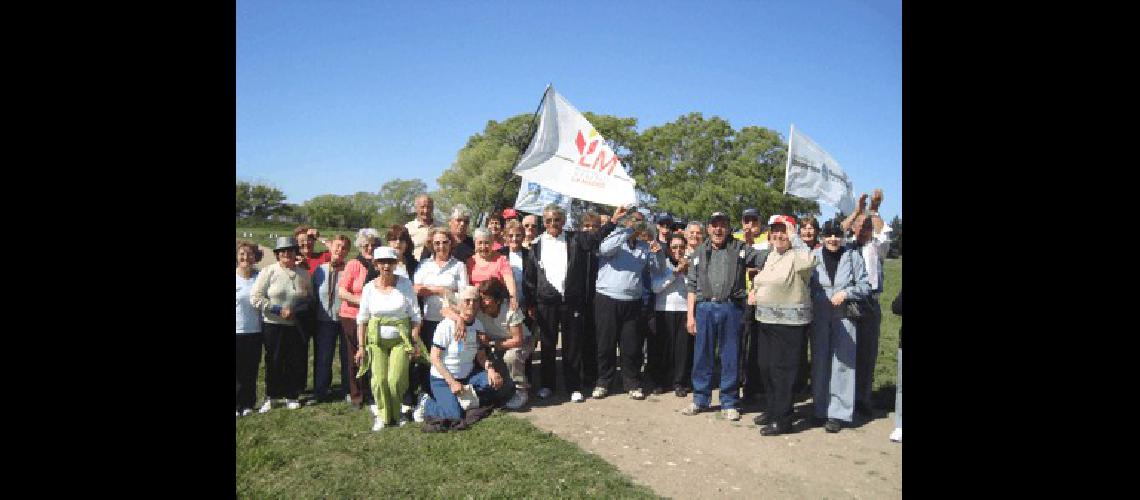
[
  {"left": 250, "top": 237, "right": 313, "bottom": 412},
  {"left": 236, "top": 240, "right": 264, "bottom": 416},
  {"left": 473, "top": 278, "right": 528, "bottom": 408},
  {"left": 310, "top": 235, "right": 351, "bottom": 404},
  {"left": 411, "top": 228, "right": 469, "bottom": 413},
  {"left": 355, "top": 246, "right": 424, "bottom": 431},
  {"left": 485, "top": 211, "right": 506, "bottom": 251},
  {"left": 650, "top": 233, "right": 694, "bottom": 398},
  {"left": 467, "top": 228, "right": 519, "bottom": 312},
  {"left": 386, "top": 224, "right": 419, "bottom": 280},
  {"left": 809, "top": 220, "right": 871, "bottom": 434},
  {"left": 337, "top": 228, "right": 381, "bottom": 409},
  {"left": 748, "top": 217, "right": 816, "bottom": 436},
  {"left": 412, "top": 286, "right": 508, "bottom": 425}
]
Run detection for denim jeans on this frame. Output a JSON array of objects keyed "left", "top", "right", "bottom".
[
  {"left": 691, "top": 301, "right": 743, "bottom": 410},
  {"left": 424, "top": 367, "right": 495, "bottom": 421},
  {"left": 312, "top": 320, "right": 343, "bottom": 400}
]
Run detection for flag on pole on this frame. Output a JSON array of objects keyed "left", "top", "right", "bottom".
[
  {"left": 783, "top": 125, "right": 857, "bottom": 214},
  {"left": 513, "top": 86, "right": 638, "bottom": 208},
  {"left": 514, "top": 179, "right": 575, "bottom": 228}
]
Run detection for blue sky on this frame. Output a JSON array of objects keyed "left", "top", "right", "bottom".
[{"left": 237, "top": 0, "right": 901, "bottom": 222}]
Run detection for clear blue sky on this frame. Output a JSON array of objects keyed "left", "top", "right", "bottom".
[{"left": 237, "top": 0, "right": 901, "bottom": 222}]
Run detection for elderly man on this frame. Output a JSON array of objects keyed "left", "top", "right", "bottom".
[
  {"left": 841, "top": 189, "right": 892, "bottom": 421},
  {"left": 521, "top": 214, "right": 540, "bottom": 249},
  {"left": 406, "top": 194, "right": 436, "bottom": 261},
  {"left": 591, "top": 206, "right": 662, "bottom": 400},
  {"left": 422, "top": 204, "right": 476, "bottom": 263},
  {"left": 684, "top": 221, "right": 704, "bottom": 257},
  {"left": 524, "top": 203, "right": 609, "bottom": 403},
  {"left": 681, "top": 211, "right": 769, "bottom": 421}
]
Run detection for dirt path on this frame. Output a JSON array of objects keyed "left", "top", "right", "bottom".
[{"left": 513, "top": 365, "right": 901, "bottom": 498}]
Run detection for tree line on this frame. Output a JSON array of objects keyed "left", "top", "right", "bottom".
[{"left": 238, "top": 110, "right": 901, "bottom": 256}]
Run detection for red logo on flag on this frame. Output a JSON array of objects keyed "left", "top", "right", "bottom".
[{"left": 575, "top": 130, "right": 619, "bottom": 175}]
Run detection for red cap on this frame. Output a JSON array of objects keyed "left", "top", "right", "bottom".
[{"left": 501, "top": 208, "right": 519, "bottom": 219}]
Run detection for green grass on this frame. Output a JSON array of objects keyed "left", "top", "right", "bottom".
[
  {"left": 874, "top": 257, "right": 902, "bottom": 393},
  {"left": 238, "top": 342, "right": 657, "bottom": 498}
]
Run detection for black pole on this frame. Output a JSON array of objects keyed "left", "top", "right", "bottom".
[{"left": 489, "top": 84, "right": 551, "bottom": 215}]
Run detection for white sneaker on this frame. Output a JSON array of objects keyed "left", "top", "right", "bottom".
[
  {"left": 400, "top": 404, "right": 413, "bottom": 414},
  {"left": 258, "top": 399, "right": 273, "bottom": 414},
  {"left": 236, "top": 410, "right": 242, "bottom": 417},
  {"left": 721, "top": 408, "right": 741, "bottom": 421},
  {"left": 537, "top": 387, "right": 553, "bottom": 399},
  {"left": 629, "top": 389, "right": 646, "bottom": 400},
  {"left": 591, "top": 387, "right": 608, "bottom": 399},
  {"left": 369, "top": 404, "right": 379, "bottom": 417},
  {"left": 372, "top": 417, "right": 386, "bottom": 431},
  {"left": 504, "top": 391, "right": 528, "bottom": 409},
  {"left": 286, "top": 399, "right": 301, "bottom": 410},
  {"left": 241, "top": 408, "right": 253, "bottom": 417},
  {"left": 345, "top": 394, "right": 353, "bottom": 404},
  {"left": 570, "top": 391, "right": 585, "bottom": 403},
  {"left": 413, "top": 393, "right": 430, "bottom": 423},
  {"left": 889, "top": 427, "right": 902, "bottom": 442},
  {"left": 398, "top": 416, "right": 409, "bottom": 427}
]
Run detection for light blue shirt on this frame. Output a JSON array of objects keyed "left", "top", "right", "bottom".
[
  {"left": 236, "top": 271, "right": 262, "bottom": 334},
  {"left": 595, "top": 226, "right": 662, "bottom": 301}
]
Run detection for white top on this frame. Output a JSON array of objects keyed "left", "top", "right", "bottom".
[
  {"left": 650, "top": 260, "right": 689, "bottom": 312},
  {"left": 236, "top": 272, "right": 261, "bottom": 334},
  {"left": 476, "top": 302, "right": 530, "bottom": 340},
  {"left": 394, "top": 264, "right": 410, "bottom": 280},
  {"left": 538, "top": 232, "right": 568, "bottom": 296},
  {"left": 430, "top": 317, "right": 484, "bottom": 379},
  {"left": 356, "top": 276, "right": 421, "bottom": 340},
  {"left": 860, "top": 241, "right": 883, "bottom": 292},
  {"left": 413, "top": 257, "right": 469, "bottom": 322},
  {"left": 507, "top": 250, "right": 525, "bottom": 304}
]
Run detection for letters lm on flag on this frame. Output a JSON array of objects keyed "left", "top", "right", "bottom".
[
  {"left": 783, "top": 125, "right": 857, "bottom": 214},
  {"left": 513, "top": 86, "right": 637, "bottom": 208}
]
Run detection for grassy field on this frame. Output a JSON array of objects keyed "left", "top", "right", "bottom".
[{"left": 235, "top": 247, "right": 902, "bottom": 496}]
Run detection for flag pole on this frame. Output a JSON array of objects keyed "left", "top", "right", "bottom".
[
  {"left": 783, "top": 123, "right": 794, "bottom": 196},
  {"left": 489, "top": 84, "right": 552, "bottom": 215}
]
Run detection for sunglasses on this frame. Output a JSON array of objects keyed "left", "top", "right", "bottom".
[
  {"left": 432, "top": 240, "right": 451, "bottom": 246},
  {"left": 523, "top": 224, "right": 536, "bottom": 228}
]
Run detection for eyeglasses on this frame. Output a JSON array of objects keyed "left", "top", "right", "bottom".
[
  {"left": 545, "top": 218, "right": 564, "bottom": 223},
  {"left": 432, "top": 240, "right": 451, "bottom": 246},
  {"left": 523, "top": 224, "right": 536, "bottom": 228}
]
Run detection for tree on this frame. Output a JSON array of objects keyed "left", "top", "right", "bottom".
[
  {"left": 300, "top": 195, "right": 357, "bottom": 228},
  {"left": 236, "top": 180, "right": 288, "bottom": 219},
  {"left": 888, "top": 215, "right": 902, "bottom": 257},
  {"left": 377, "top": 178, "right": 427, "bottom": 218},
  {"left": 627, "top": 113, "right": 817, "bottom": 222}
]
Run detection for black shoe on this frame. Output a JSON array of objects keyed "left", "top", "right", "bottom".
[
  {"left": 825, "top": 418, "right": 842, "bottom": 433},
  {"left": 752, "top": 413, "right": 772, "bottom": 426},
  {"left": 760, "top": 421, "right": 789, "bottom": 436},
  {"left": 674, "top": 386, "right": 689, "bottom": 397}
]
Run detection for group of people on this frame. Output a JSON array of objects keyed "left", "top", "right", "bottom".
[{"left": 236, "top": 190, "right": 901, "bottom": 442}]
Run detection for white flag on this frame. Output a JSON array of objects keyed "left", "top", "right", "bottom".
[
  {"left": 513, "top": 86, "right": 637, "bottom": 208},
  {"left": 514, "top": 179, "right": 573, "bottom": 220},
  {"left": 783, "top": 125, "right": 857, "bottom": 214}
]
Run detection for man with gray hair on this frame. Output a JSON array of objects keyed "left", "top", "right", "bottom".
[
  {"left": 405, "top": 194, "right": 435, "bottom": 261},
  {"left": 525, "top": 203, "right": 611, "bottom": 403},
  {"left": 422, "top": 204, "right": 476, "bottom": 263}
]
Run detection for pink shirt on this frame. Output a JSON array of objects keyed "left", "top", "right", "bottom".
[
  {"left": 466, "top": 254, "right": 512, "bottom": 286},
  {"left": 337, "top": 259, "right": 370, "bottom": 319}
]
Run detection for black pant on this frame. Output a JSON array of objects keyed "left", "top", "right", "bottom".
[
  {"left": 580, "top": 300, "right": 598, "bottom": 389},
  {"left": 645, "top": 307, "right": 669, "bottom": 390},
  {"left": 654, "top": 310, "right": 692, "bottom": 388},
  {"left": 407, "top": 320, "right": 441, "bottom": 406},
  {"left": 793, "top": 325, "right": 811, "bottom": 395},
  {"left": 536, "top": 302, "right": 585, "bottom": 393},
  {"left": 757, "top": 322, "right": 807, "bottom": 423},
  {"left": 294, "top": 308, "right": 316, "bottom": 396},
  {"left": 236, "top": 333, "right": 263, "bottom": 410},
  {"left": 263, "top": 323, "right": 306, "bottom": 400},
  {"left": 593, "top": 293, "right": 644, "bottom": 392},
  {"left": 742, "top": 306, "right": 769, "bottom": 397}
]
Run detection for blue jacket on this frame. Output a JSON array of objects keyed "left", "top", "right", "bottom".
[
  {"left": 810, "top": 246, "right": 871, "bottom": 321},
  {"left": 595, "top": 226, "right": 663, "bottom": 301}
]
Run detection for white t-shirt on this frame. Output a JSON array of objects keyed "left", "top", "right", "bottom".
[
  {"left": 236, "top": 272, "right": 261, "bottom": 334},
  {"left": 507, "top": 250, "right": 525, "bottom": 303},
  {"left": 430, "top": 317, "right": 484, "bottom": 379},
  {"left": 356, "top": 276, "right": 421, "bottom": 339},
  {"left": 476, "top": 303, "right": 530, "bottom": 340},
  {"left": 538, "top": 232, "right": 568, "bottom": 296},
  {"left": 414, "top": 258, "right": 469, "bottom": 322}
]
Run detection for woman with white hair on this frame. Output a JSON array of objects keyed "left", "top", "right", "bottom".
[
  {"left": 355, "top": 246, "right": 424, "bottom": 431},
  {"left": 413, "top": 286, "right": 507, "bottom": 424},
  {"left": 467, "top": 227, "right": 519, "bottom": 311},
  {"left": 250, "top": 236, "right": 313, "bottom": 413},
  {"left": 336, "top": 228, "right": 381, "bottom": 410},
  {"left": 411, "top": 228, "right": 469, "bottom": 416}
]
